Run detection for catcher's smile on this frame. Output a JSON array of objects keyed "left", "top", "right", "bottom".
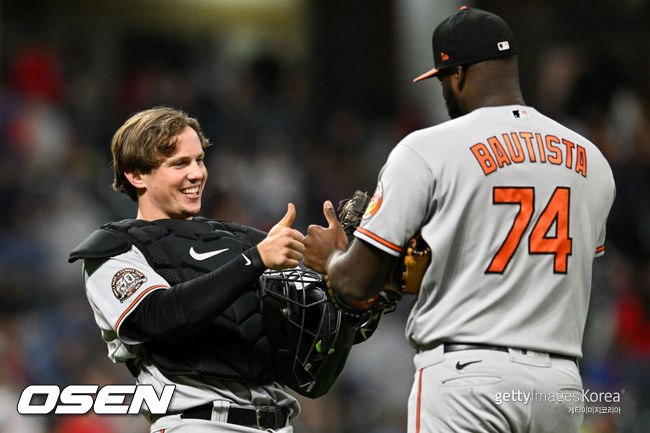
[{"left": 180, "top": 186, "right": 201, "bottom": 197}]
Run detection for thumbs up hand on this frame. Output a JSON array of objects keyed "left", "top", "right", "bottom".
[
  {"left": 257, "top": 203, "right": 305, "bottom": 270},
  {"left": 303, "top": 200, "right": 349, "bottom": 274},
  {"left": 274, "top": 202, "right": 297, "bottom": 228}
]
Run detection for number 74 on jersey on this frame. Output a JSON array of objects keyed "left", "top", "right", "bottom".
[{"left": 487, "top": 186, "right": 572, "bottom": 274}]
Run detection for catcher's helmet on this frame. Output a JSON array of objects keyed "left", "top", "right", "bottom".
[{"left": 259, "top": 268, "right": 358, "bottom": 398}]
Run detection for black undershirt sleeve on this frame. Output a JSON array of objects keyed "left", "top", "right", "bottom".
[{"left": 120, "top": 246, "right": 266, "bottom": 341}]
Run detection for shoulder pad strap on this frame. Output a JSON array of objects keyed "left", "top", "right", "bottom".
[{"left": 68, "top": 228, "right": 132, "bottom": 263}]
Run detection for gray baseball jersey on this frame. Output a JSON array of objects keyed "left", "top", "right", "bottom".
[
  {"left": 82, "top": 246, "right": 299, "bottom": 422},
  {"left": 355, "top": 105, "right": 615, "bottom": 358}
]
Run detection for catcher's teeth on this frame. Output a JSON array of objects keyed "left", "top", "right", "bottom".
[{"left": 181, "top": 187, "right": 199, "bottom": 195}]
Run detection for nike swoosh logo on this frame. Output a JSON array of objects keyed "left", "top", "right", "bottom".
[
  {"left": 242, "top": 253, "right": 251, "bottom": 266},
  {"left": 455, "top": 360, "right": 482, "bottom": 370},
  {"left": 189, "top": 247, "right": 229, "bottom": 261}
]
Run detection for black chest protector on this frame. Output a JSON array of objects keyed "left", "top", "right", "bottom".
[{"left": 71, "top": 217, "right": 274, "bottom": 383}]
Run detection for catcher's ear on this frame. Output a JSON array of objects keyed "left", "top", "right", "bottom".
[{"left": 124, "top": 171, "right": 146, "bottom": 189}]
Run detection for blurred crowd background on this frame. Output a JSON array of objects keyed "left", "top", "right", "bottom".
[{"left": 0, "top": 0, "right": 648, "bottom": 432}]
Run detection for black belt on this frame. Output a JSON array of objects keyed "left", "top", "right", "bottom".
[
  {"left": 180, "top": 403, "right": 288, "bottom": 429},
  {"left": 444, "top": 343, "right": 578, "bottom": 364}
]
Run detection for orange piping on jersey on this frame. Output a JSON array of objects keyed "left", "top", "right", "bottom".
[
  {"left": 115, "top": 284, "right": 168, "bottom": 332},
  {"left": 356, "top": 227, "right": 403, "bottom": 253},
  {"left": 416, "top": 368, "right": 423, "bottom": 433},
  {"left": 595, "top": 245, "right": 605, "bottom": 254}
]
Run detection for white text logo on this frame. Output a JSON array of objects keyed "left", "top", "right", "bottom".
[{"left": 17, "top": 384, "right": 175, "bottom": 415}]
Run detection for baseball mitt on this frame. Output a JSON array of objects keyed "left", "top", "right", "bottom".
[
  {"left": 386, "top": 233, "right": 431, "bottom": 296},
  {"left": 337, "top": 190, "right": 371, "bottom": 239},
  {"left": 337, "top": 189, "right": 431, "bottom": 301}
]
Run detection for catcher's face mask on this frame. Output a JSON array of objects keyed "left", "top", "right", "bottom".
[{"left": 259, "top": 268, "right": 357, "bottom": 398}]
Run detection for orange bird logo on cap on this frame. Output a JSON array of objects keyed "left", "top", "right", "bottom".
[{"left": 440, "top": 52, "right": 450, "bottom": 61}]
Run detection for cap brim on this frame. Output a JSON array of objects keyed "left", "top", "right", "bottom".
[{"left": 413, "top": 67, "right": 439, "bottom": 83}]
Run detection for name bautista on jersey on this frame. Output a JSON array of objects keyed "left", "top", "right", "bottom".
[{"left": 469, "top": 131, "right": 587, "bottom": 177}]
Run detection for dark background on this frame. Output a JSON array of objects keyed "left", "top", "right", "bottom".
[{"left": 0, "top": 0, "right": 648, "bottom": 432}]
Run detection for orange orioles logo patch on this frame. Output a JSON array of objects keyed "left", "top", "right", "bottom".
[
  {"left": 363, "top": 182, "right": 383, "bottom": 220},
  {"left": 112, "top": 268, "right": 147, "bottom": 302}
]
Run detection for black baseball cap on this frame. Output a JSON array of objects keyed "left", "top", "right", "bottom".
[{"left": 413, "top": 6, "right": 518, "bottom": 82}]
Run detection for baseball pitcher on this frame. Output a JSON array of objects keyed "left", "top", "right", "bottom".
[{"left": 303, "top": 7, "right": 615, "bottom": 433}]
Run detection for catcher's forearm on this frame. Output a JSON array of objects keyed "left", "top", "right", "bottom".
[{"left": 121, "top": 246, "right": 265, "bottom": 341}]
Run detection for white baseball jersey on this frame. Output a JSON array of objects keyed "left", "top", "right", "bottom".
[
  {"left": 355, "top": 105, "right": 615, "bottom": 357},
  {"left": 82, "top": 246, "right": 299, "bottom": 422}
]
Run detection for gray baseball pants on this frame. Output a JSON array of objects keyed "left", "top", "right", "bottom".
[{"left": 407, "top": 344, "right": 584, "bottom": 432}]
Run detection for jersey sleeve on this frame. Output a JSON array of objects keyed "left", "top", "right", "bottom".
[
  {"left": 84, "top": 246, "right": 170, "bottom": 345},
  {"left": 354, "top": 140, "right": 434, "bottom": 256},
  {"left": 594, "top": 225, "right": 607, "bottom": 257},
  {"left": 594, "top": 175, "right": 616, "bottom": 258}
]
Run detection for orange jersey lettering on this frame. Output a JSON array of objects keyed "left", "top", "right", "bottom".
[
  {"left": 519, "top": 132, "right": 537, "bottom": 162},
  {"left": 504, "top": 133, "right": 525, "bottom": 163},
  {"left": 545, "top": 135, "right": 562, "bottom": 165},
  {"left": 487, "top": 136, "right": 512, "bottom": 168},
  {"left": 470, "top": 143, "right": 497, "bottom": 175},
  {"left": 562, "top": 139, "right": 575, "bottom": 169},
  {"left": 470, "top": 131, "right": 589, "bottom": 178},
  {"left": 575, "top": 145, "right": 587, "bottom": 177}
]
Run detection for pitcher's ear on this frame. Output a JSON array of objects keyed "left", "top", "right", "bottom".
[{"left": 454, "top": 66, "right": 466, "bottom": 91}]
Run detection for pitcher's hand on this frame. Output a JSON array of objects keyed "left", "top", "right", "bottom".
[{"left": 303, "top": 200, "right": 348, "bottom": 274}]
